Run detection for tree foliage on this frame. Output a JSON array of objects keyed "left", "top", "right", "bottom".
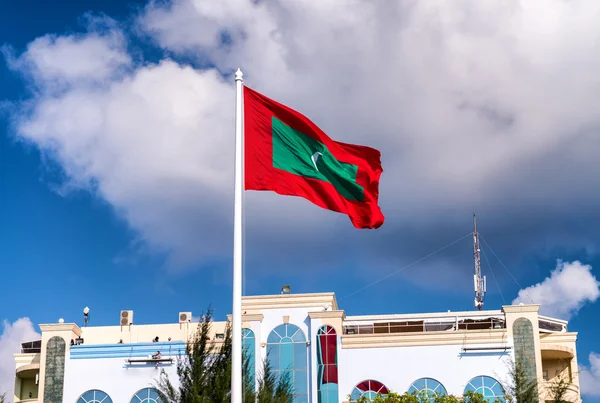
[
  {"left": 502, "top": 358, "right": 539, "bottom": 403},
  {"left": 0, "top": 392, "right": 5, "bottom": 403},
  {"left": 544, "top": 364, "right": 575, "bottom": 403},
  {"left": 352, "top": 390, "right": 495, "bottom": 403},
  {"left": 155, "top": 307, "right": 293, "bottom": 403}
]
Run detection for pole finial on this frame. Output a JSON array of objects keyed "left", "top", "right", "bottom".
[{"left": 235, "top": 68, "right": 243, "bottom": 82}]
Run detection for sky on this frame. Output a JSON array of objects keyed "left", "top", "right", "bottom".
[{"left": 1, "top": 0, "right": 600, "bottom": 401}]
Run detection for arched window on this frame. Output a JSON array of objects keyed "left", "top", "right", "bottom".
[
  {"left": 317, "top": 326, "right": 339, "bottom": 403},
  {"left": 267, "top": 324, "right": 308, "bottom": 402},
  {"left": 464, "top": 376, "right": 505, "bottom": 403},
  {"left": 350, "top": 379, "right": 389, "bottom": 402},
  {"left": 243, "top": 328, "right": 256, "bottom": 391},
  {"left": 77, "top": 389, "right": 113, "bottom": 403},
  {"left": 408, "top": 378, "right": 447, "bottom": 401},
  {"left": 129, "top": 388, "right": 163, "bottom": 403}
]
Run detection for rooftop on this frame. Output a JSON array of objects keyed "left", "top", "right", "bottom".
[{"left": 29, "top": 292, "right": 570, "bottom": 348}]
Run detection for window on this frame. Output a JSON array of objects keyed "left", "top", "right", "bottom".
[
  {"left": 464, "top": 376, "right": 505, "bottom": 403},
  {"left": 129, "top": 388, "right": 163, "bottom": 403},
  {"left": 317, "top": 326, "right": 339, "bottom": 403},
  {"left": 77, "top": 389, "right": 113, "bottom": 403},
  {"left": 243, "top": 328, "right": 256, "bottom": 391},
  {"left": 408, "top": 378, "right": 447, "bottom": 402},
  {"left": 267, "top": 324, "right": 308, "bottom": 403},
  {"left": 350, "top": 380, "right": 389, "bottom": 402}
]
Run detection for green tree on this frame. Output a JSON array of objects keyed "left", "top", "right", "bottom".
[
  {"left": 351, "top": 390, "right": 496, "bottom": 403},
  {"left": 155, "top": 307, "right": 293, "bottom": 403},
  {"left": 544, "top": 367, "right": 575, "bottom": 403},
  {"left": 462, "top": 390, "right": 502, "bottom": 403},
  {"left": 502, "top": 359, "right": 539, "bottom": 403},
  {"left": 254, "top": 358, "right": 293, "bottom": 403},
  {"left": 354, "top": 390, "right": 417, "bottom": 403}
]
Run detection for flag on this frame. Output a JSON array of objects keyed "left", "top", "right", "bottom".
[{"left": 244, "top": 86, "right": 384, "bottom": 229}]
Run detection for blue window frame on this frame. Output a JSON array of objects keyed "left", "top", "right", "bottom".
[
  {"left": 129, "top": 388, "right": 163, "bottom": 403},
  {"left": 243, "top": 328, "right": 256, "bottom": 391},
  {"left": 464, "top": 376, "right": 505, "bottom": 403},
  {"left": 267, "top": 324, "right": 308, "bottom": 403},
  {"left": 408, "top": 378, "right": 447, "bottom": 401},
  {"left": 77, "top": 389, "right": 113, "bottom": 403}
]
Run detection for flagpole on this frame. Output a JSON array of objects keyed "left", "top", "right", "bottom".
[{"left": 232, "top": 68, "right": 244, "bottom": 403}]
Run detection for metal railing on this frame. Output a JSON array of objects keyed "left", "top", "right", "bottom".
[
  {"left": 21, "top": 341, "right": 42, "bottom": 354},
  {"left": 343, "top": 318, "right": 506, "bottom": 335},
  {"left": 21, "top": 347, "right": 41, "bottom": 353}
]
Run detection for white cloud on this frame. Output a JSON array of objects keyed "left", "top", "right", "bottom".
[
  {"left": 6, "top": 0, "right": 600, "bottom": 275},
  {"left": 580, "top": 352, "right": 600, "bottom": 397},
  {"left": 15, "top": 57, "right": 236, "bottom": 268},
  {"left": 3, "top": 21, "right": 130, "bottom": 94},
  {"left": 512, "top": 260, "right": 600, "bottom": 319},
  {"left": 0, "top": 318, "right": 41, "bottom": 402}
]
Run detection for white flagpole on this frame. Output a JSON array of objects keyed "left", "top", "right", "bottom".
[{"left": 231, "top": 68, "right": 244, "bottom": 403}]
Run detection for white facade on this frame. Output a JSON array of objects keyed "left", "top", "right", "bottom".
[
  {"left": 63, "top": 357, "right": 179, "bottom": 403},
  {"left": 13, "top": 292, "right": 581, "bottom": 403},
  {"left": 338, "top": 344, "right": 510, "bottom": 398}
]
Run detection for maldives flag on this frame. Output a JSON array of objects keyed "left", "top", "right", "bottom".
[{"left": 244, "top": 86, "right": 384, "bottom": 229}]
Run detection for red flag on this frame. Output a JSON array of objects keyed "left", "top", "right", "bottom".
[{"left": 244, "top": 86, "right": 384, "bottom": 229}]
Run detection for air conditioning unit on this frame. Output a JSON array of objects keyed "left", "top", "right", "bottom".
[
  {"left": 179, "top": 312, "right": 192, "bottom": 324},
  {"left": 120, "top": 310, "right": 134, "bottom": 326}
]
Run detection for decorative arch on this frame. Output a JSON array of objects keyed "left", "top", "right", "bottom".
[
  {"left": 129, "top": 387, "right": 163, "bottom": 403},
  {"left": 513, "top": 317, "right": 538, "bottom": 399},
  {"left": 350, "top": 379, "right": 389, "bottom": 402},
  {"left": 45, "top": 336, "right": 66, "bottom": 402},
  {"left": 243, "top": 328, "right": 256, "bottom": 391},
  {"left": 317, "top": 326, "right": 339, "bottom": 403},
  {"left": 464, "top": 376, "right": 505, "bottom": 403},
  {"left": 408, "top": 378, "right": 447, "bottom": 401},
  {"left": 77, "top": 389, "right": 113, "bottom": 403},
  {"left": 267, "top": 324, "right": 308, "bottom": 402}
]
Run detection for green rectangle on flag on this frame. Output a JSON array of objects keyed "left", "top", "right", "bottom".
[{"left": 271, "top": 116, "right": 364, "bottom": 201}]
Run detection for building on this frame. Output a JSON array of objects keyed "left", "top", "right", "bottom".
[{"left": 13, "top": 292, "right": 581, "bottom": 403}]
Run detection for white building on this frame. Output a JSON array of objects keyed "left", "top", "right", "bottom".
[{"left": 13, "top": 292, "right": 581, "bottom": 403}]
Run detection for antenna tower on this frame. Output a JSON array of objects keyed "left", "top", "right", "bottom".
[{"left": 473, "top": 214, "right": 486, "bottom": 310}]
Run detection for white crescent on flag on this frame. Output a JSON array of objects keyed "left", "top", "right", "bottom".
[{"left": 311, "top": 151, "right": 323, "bottom": 171}]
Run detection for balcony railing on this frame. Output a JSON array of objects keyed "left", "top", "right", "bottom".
[
  {"left": 21, "top": 347, "right": 41, "bottom": 353},
  {"left": 343, "top": 317, "right": 506, "bottom": 335},
  {"left": 21, "top": 340, "right": 41, "bottom": 354}
]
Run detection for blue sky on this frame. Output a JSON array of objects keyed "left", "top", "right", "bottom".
[{"left": 1, "top": 0, "right": 600, "bottom": 400}]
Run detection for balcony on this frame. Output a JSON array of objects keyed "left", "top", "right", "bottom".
[
  {"left": 341, "top": 312, "right": 509, "bottom": 349},
  {"left": 343, "top": 313, "right": 506, "bottom": 335},
  {"left": 14, "top": 364, "right": 39, "bottom": 402},
  {"left": 21, "top": 340, "right": 41, "bottom": 354},
  {"left": 541, "top": 344, "right": 575, "bottom": 360}
]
